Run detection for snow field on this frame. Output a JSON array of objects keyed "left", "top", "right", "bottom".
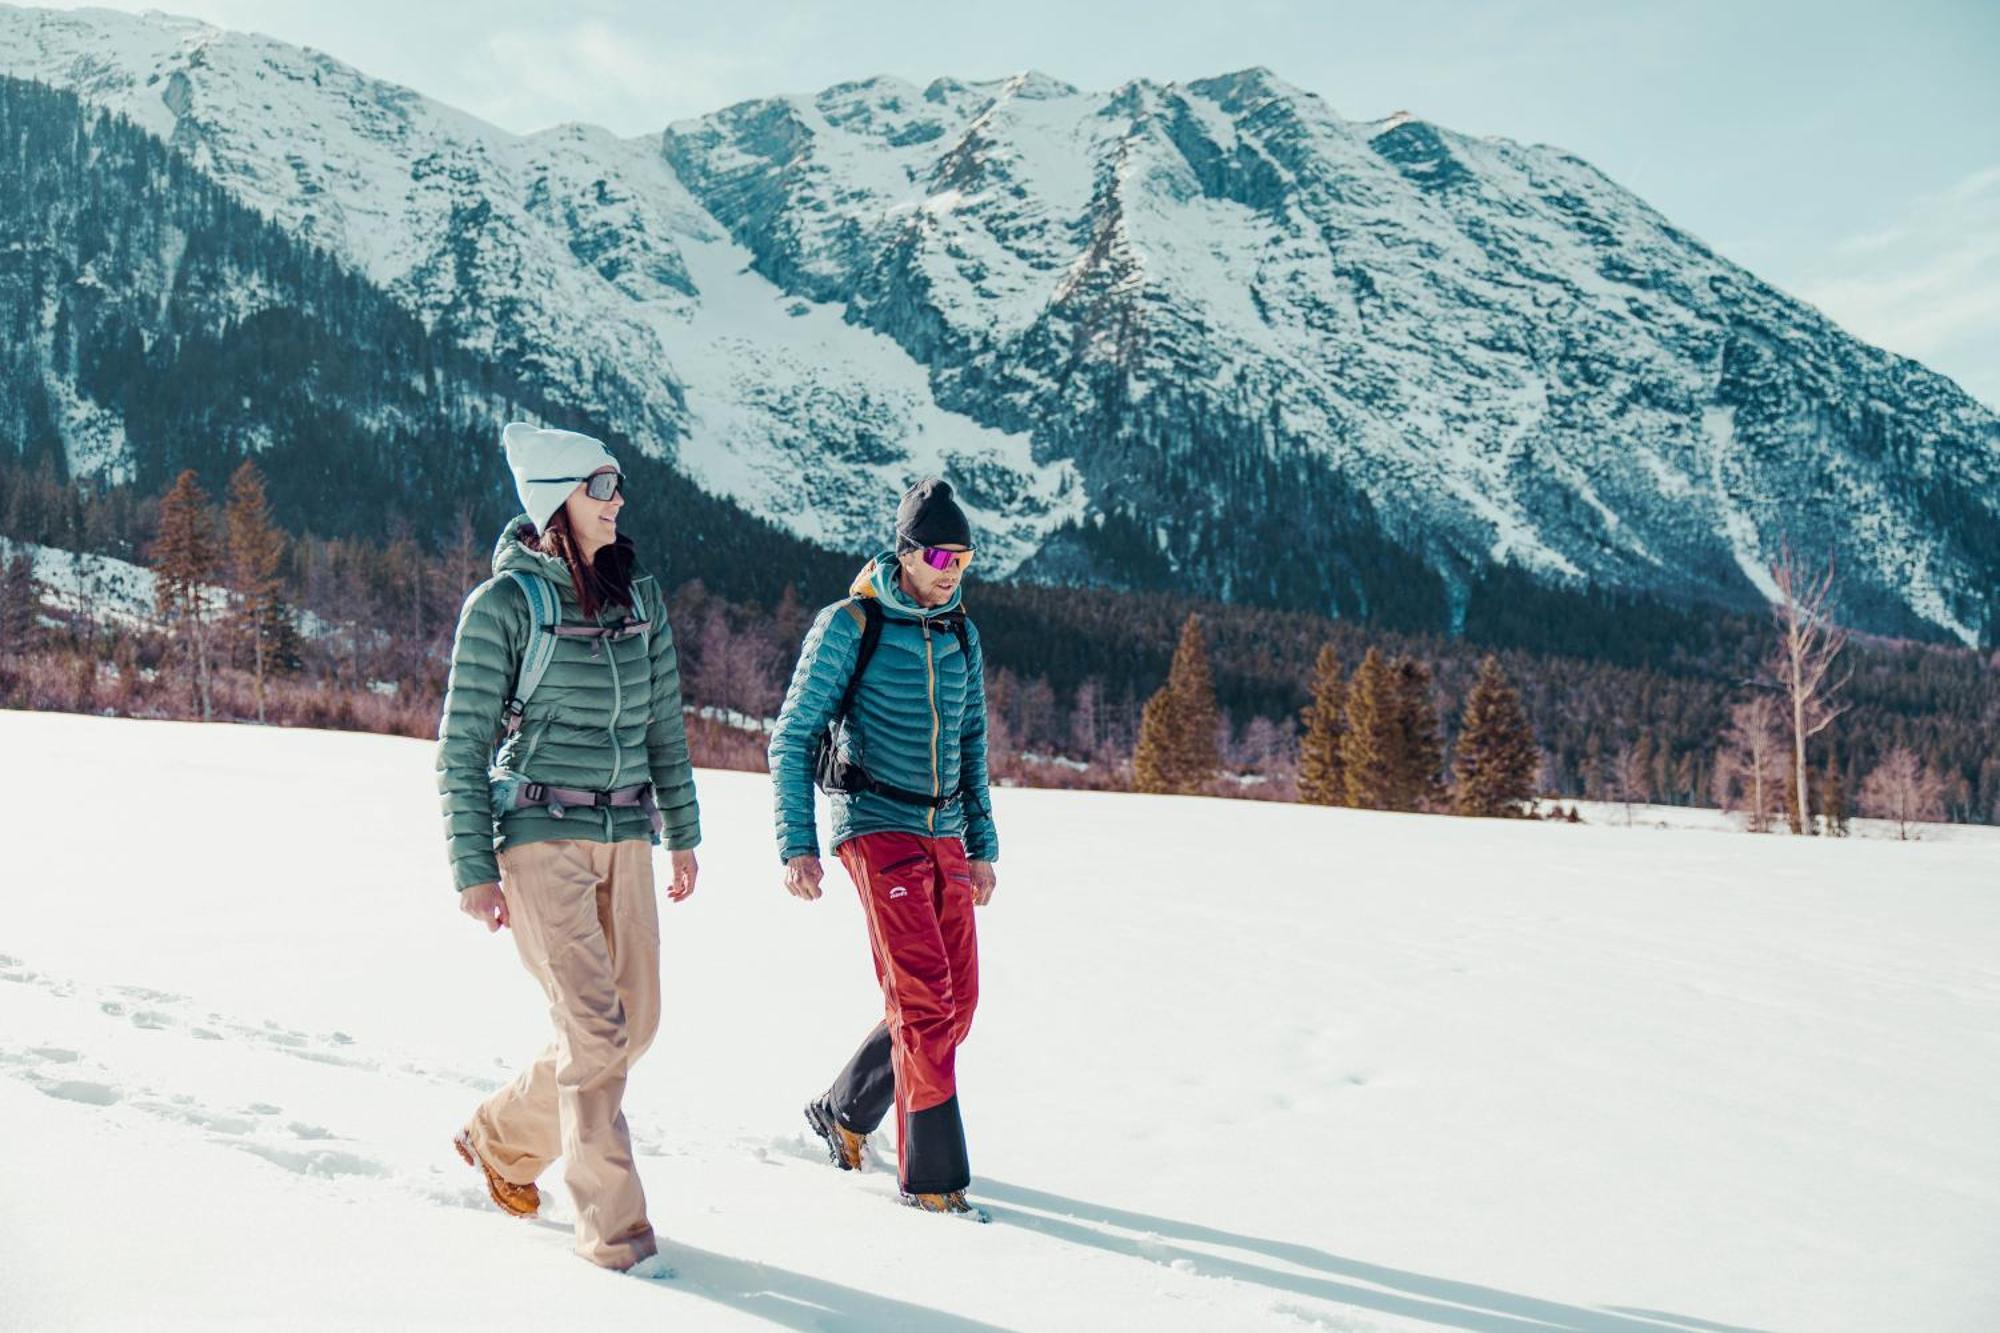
[{"left": 0, "top": 708, "right": 1996, "bottom": 1330}]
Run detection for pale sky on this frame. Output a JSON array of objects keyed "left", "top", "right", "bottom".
[{"left": 40, "top": 0, "right": 2000, "bottom": 408}]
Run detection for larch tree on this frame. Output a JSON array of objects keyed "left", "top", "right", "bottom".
[
  {"left": 1452, "top": 654, "right": 1539, "bottom": 817},
  {"left": 1133, "top": 613, "right": 1220, "bottom": 795},
  {"left": 1768, "top": 541, "right": 1849, "bottom": 835},
  {"left": 224, "top": 459, "right": 286, "bottom": 724},
  {"left": 1, "top": 548, "right": 40, "bottom": 651},
  {"left": 1340, "top": 647, "right": 1396, "bottom": 809},
  {"left": 151, "top": 469, "right": 219, "bottom": 721},
  {"left": 1391, "top": 656, "right": 1446, "bottom": 812},
  {"left": 1296, "top": 643, "right": 1347, "bottom": 806}
]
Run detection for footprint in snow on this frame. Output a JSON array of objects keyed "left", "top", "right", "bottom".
[{"left": 39, "top": 1079, "right": 122, "bottom": 1106}]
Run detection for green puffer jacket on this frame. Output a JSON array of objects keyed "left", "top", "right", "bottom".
[
  {"left": 436, "top": 518, "right": 700, "bottom": 891},
  {"left": 767, "top": 551, "right": 997, "bottom": 865}
]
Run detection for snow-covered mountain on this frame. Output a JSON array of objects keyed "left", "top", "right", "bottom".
[
  {"left": 5, "top": 6, "right": 1996, "bottom": 642},
  {"left": 0, "top": 5, "right": 1081, "bottom": 571}
]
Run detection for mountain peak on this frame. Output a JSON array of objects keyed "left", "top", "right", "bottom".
[
  {"left": 1185, "top": 67, "right": 1305, "bottom": 114},
  {"left": 997, "top": 69, "right": 1079, "bottom": 100}
]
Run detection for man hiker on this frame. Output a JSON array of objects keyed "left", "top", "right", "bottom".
[{"left": 768, "top": 477, "right": 999, "bottom": 1218}]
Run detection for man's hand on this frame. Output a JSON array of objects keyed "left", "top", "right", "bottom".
[
  {"left": 461, "top": 881, "right": 508, "bottom": 932},
  {"left": 968, "top": 860, "right": 997, "bottom": 906},
  {"left": 667, "top": 849, "right": 699, "bottom": 902},
  {"left": 784, "top": 854, "right": 825, "bottom": 901}
]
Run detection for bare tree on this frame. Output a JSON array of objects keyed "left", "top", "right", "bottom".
[
  {"left": 1612, "top": 739, "right": 1654, "bottom": 826},
  {"left": 1768, "top": 541, "right": 1850, "bottom": 834},
  {"left": 1859, "top": 747, "right": 1947, "bottom": 840},
  {"left": 225, "top": 461, "right": 287, "bottom": 724},
  {"left": 1069, "top": 677, "right": 1103, "bottom": 762},
  {"left": 1714, "top": 695, "right": 1788, "bottom": 832}
]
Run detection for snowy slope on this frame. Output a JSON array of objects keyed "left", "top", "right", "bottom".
[
  {"left": 3, "top": 709, "right": 1996, "bottom": 1331},
  {"left": 667, "top": 71, "right": 2000, "bottom": 642},
  {"left": 0, "top": 5, "right": 1081, "bottom": 571}
]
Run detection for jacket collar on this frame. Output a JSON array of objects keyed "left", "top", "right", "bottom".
[{"left": 851, "top": 548, "right": 963, "bottom": 620}]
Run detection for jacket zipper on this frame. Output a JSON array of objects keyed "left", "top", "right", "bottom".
[
  {"left": 604, "top": 605, "right": 624, "bottom": 794},
  {"left": 923, "top": 619, "right": 940, "bottom": 833}
]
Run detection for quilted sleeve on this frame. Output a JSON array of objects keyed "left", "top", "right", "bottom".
[
  {"left": 436, "top": 578, "right": 524, "bottom": 891},
  {"left": 766, "top": 602, "right": 863, "bottom": 863}
]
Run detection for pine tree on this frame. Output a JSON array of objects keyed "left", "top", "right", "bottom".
[
  {"left": 1296, "top": 644, "right": 1347, "bottom": 806},
  {"left": 1133, "top": 689, "right": 1178, "bottom": 794},
  {"left": 151, "top": 469, "right": 218, "bottom": 720},
  {"left": 1133, "top": 613, "right": 1221, "bottom": 794},
  {"left": 1167, "top": 614, "right": 1220, "bottom": 785},
  {"left": 1390, "top": 656, "right": 1446, "bottom": 811},
  {"left": 1, "top": 548, "right": 41, "bottom": 651},
  {"left": 1453, "top": 655, "right": 1539, "bottom": 817},
  {"left": 1340, "top": 647, "right": 1396, "bottom": 809},
  {"left": 224, "top": 460, "right": 285, "bottom": 723}
]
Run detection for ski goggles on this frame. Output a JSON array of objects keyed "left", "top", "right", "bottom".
[
  {"left": 915, "top": 545, "right": 974, "bottom": 571},
  {"left": 530, "top": 472, "right": 625, "bottom": 501}
]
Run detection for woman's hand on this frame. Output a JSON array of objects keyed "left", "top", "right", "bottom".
[
  {"left": 784, "top": 855, "right": 825, "bottom": 901},
  {"left": 667, "top": 849, "right": 699, "bottom": 902},
  {"left": 461, "top": 881, "right": 508, "bottom": 932}
]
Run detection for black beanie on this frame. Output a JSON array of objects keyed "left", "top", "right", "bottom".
[{"left": 895, "top": 477, "right": 972, "bottom": 550}]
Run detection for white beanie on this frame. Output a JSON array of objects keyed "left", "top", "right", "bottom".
[{"left": 502, "top": 421, "right": 621, "bottom": 533}]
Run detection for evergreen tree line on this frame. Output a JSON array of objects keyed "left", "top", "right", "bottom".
[
  {"left": 5, "top": 451, "right": 1997, "bottom": 823},
  {"left": 1127, "top": 611, "right": 1976, "bottom": 833},
  {"left": 1134, "top": 617, "right": 1537, "bottom": 815}
]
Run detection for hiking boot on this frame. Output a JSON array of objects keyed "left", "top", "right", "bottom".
[
  {"left": 803, "top": 1099, "right": 866, "bottom": 1171},
  {"left": 453, "top": 1129, "right": 539, "bottom": 1218},
  {"left": 900, "top": 1189, "right": 984, "bottom": 1220}
]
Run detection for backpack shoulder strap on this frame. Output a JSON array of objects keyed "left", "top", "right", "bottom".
[
  {"left": 831, "top": 598, "right": 884, "bottom": 724},
  {"left": 503, "top": 570, "right": 561, "bottom": 734}
]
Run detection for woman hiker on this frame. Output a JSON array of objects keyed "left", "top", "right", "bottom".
[{"left": 436, "top": 421, "right": 699, "bottom": 1275}]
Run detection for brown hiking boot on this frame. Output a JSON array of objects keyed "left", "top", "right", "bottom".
[
  {"left": 804, "top": 1099, "right": 866, "bottom": 1171},
  {"left": 453, "top": 1129, "right": 539, "bottom": 1219},
  {"left": 900, "top": 1189, "right": 988, "bottom": 1221}
]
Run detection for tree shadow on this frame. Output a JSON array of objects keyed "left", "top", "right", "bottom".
[
  {"left": 645, "top": 1238, "right": 1011, "bottom": 1333},
  {"left": 977, "top": 1178, "right": 1770, "bottom": 1333}
]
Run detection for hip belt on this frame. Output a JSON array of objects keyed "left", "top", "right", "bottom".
[{"left": 507, "top": 780, "right": 663, "bottom": 834}]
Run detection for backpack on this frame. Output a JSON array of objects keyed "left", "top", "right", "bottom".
[
  {"left": 498, "top": 569, "right": 652, "bottom": 739},
  {"left": 811, "top": 597, "right": 973, "bottom": 810},
  {"left": 488, "top": 571, "right": 652, "bottom": 822}
]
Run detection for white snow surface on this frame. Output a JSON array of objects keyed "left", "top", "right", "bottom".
[{"left": 2, "top": 709, "right": 1996, "bottom": 1331}]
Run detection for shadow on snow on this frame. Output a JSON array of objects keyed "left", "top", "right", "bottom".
[{"left": 978, "top": 1177, "right": 1771, "bottom": 1333}]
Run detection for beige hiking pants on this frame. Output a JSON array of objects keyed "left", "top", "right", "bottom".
[{"left": 466, "top": 839, "right": 661, "bottom": 1268}]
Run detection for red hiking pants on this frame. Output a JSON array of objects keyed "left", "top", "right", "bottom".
[{"left": 836, "top": 830, "right": 978, "bottom": 1193}]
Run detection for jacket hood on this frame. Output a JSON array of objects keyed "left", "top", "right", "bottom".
[
  {"left": 492, "top": 516, "right": 644, "bottom": 598},
  {"left": 850, "top": 548, "right": 963, "bottom": 619},
  {"left": 491, "top": 516, "right": 573, "bottom": 588}
]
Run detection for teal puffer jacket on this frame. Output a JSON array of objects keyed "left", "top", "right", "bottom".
[
  {"left": 436, "top": 518, "right": 700, "bottom": 891},
  {"left": 768, "top": 552, "right": 997, "bottom": 864}
]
